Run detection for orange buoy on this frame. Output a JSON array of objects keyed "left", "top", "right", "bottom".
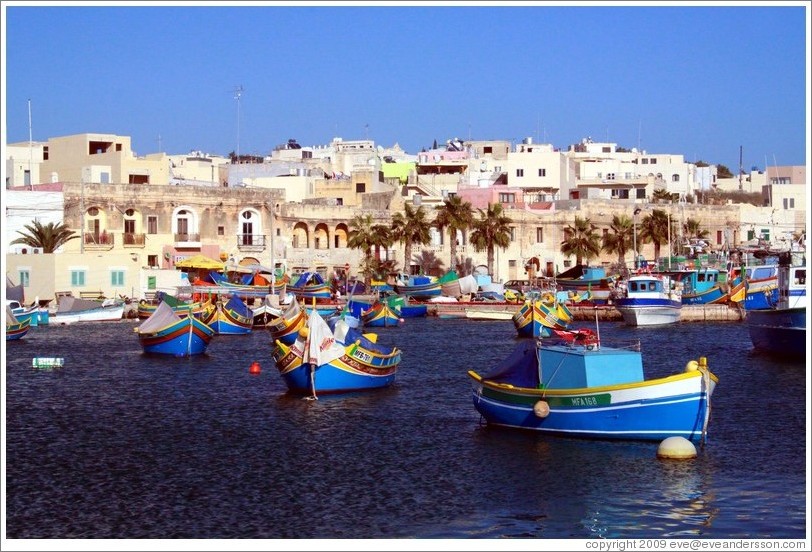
[{"left": 249, "top": 361, "right": 261, "bottom": 375}]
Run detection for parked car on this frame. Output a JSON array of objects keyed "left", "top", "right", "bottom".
[{"left": 503, "top": 280, "right": 534, "bottom": 294}]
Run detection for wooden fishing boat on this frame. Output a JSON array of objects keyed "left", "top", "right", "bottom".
[
  {"left": 469, "top": 331, "right": 718, "bottom": 442},
  {"left": 660, "top": 267, "right": 727, "bottom": 305},
  {"left": 555, "top": 265, "right": 617, "bottom": 304},
  {"left": 200, "top": 295, "right": 254, "bottom": 335},
  {"left": 267, "top": 300, "right": 307, "bottom": 346},
  {"left": 287, "top": 272, "right": 333, "bottom": 302},
  {"left": 512, "top": 298, "right": 571, "bottom": 338},
  {"left": 272, "top": 310, "right": 401, "bottom": 396},
  {"left": 746, "top": 255, "right": 806, "bottom": 359},
  {"left": 360, "top": 300, "right": 403, "bottom": 327},
  {"left": 5, "top": 306, "right": 31, "bottom": 341},
  {"left": 50, "top": 296, "right": 125, "bottom": 325},
  {"left": 137, "top": 292, "right": 205, "bottom": 319},
  {"left": 134, "top": 301, "right": 215, "bottom": 356}
]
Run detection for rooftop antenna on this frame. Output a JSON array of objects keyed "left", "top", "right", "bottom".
[
  {"left": 157, "top": 133, "right": 162, "bottom": 153},
  {"left": 28, "top": 98, "right": 33, "bottom": 190},
  {"left": 536, "top": 113, "right": 540, "bottom": 143},
  {"left": 233, "top": 85, "right": 244, "bottom": 159},
  {"left": 364, "top": 123, "right": 369, "bottom": 141},
  {"left": 738, "top": 145, "right": 743, "bottom": 191},
  {"left": 637, "top": 120, "right": 642, "bottom": 151}
]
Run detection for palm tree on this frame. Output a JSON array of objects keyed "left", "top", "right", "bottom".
[
  {"left": 560, "top": 216, "right": 601, "bottom": 266},
  {"left": 601, "top": 214, "right": 635, "bottom": 270},
  {"left": 434, "top": 195, "right": 474, "bottom": 274},
  {"left": 369, "top": 223, "right": 392, "bottom": 261},
  {"left": 347, "top": 214, "right": 377, "bottom": 285},
  {"left": 390, "top": 203, "right": 432, "bottom": 275},
  {"left": 468, "top": 203, "right": 513, "bottom": 278},
  {"left": 11, "top": 220, "right": 78, "bottom": 253},
  {"left": 638, "top": 209, "right": 670, "bottom": 261},
  {"left": 652, "top": 189, "right": 677, "bottom": 203},
  {"left": 411, "top": 250, "right": 444, "bottom": 277},
  {"left": 684, "top": 218, "right": 710, "bottom": 240}
]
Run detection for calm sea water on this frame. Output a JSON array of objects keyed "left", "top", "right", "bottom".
[{"left": 4, "top": 316, "right": 808, "bottom": 539}]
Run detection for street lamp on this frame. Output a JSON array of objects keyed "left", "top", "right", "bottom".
[{"left": 633, "top": 207, "right": 642, "bottom": 269}]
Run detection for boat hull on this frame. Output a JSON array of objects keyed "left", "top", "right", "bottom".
[
  {"left": 51, "top": 304, "right": 125, "bottom": 324},
  {"left": 6, "top": 319, "right": 31, "bottom": 341},
  {"left": 746, "top": 306, "right": 806, "bottom": 359},
  {"left": 203, "top": 298, "right": 254, "bottom": 335},
  {"left": 470, "top": 371, "right": 715, "bottom": 442},
  {"left": 136, "top": 318, "right": 215, "bottom": 356},
  {"left": 615, "top": 299, "right": 682, "bottom": 326},
  {"left": 361, "top": 302, "right": 402, "bottom": 327},
  {"left": 274, "top": 342, "right": 400, "bottom": 394},
  {"left": 267, "top": 305, "right": 306, "bottom": 346}
]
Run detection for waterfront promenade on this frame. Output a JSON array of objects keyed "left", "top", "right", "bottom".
[{"left": 426, "top": 302, "right": 745, "bottom": 321}]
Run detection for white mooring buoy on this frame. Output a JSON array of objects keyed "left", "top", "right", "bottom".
[{"left": 657, "top": 436, "right": 697, "bottom": 459}]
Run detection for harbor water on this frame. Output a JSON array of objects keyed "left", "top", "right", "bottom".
[{"left": 4, "top": 317, "right": 808, "bottom": 539}]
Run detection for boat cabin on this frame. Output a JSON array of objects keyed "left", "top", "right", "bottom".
[{"left": 539, "top": 343, "right": 644, "bottom": 389}]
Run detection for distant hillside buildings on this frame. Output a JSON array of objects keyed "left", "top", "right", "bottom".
[{"left": 4, "top": 132, "right": 807, "bottom": 302}]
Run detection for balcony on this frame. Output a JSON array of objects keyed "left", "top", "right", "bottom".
[
  {"left": 123, "top": 232, "right": 146, "bottom": 248},
  {"left": 236, "top": 234, "right": 266, "bottom": 252},
  {"left": 83, "top": 232, "right": 114, "bottom": 251},
  {"left": 174, "top": 233, "right": 201, "bottom": 248}
]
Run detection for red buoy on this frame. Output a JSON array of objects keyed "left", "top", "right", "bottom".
[{"left": 249, "top": 361, "right": 261, "bottom": 375}]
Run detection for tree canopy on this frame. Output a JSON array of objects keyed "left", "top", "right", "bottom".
[{"left": 11, "top": 220, "right": 78, "bottom": 253}]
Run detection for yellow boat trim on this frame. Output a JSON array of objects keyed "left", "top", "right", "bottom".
[{"left": 468, "top": 367, "right": 718, "bottom": 395}]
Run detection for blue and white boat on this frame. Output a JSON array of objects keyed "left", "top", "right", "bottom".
[
  {"left": 272, "top": 309, "right": 401, "bottom": 396},
  {"left": 741, "top": 264, "right": 779, "bottom": 310},
  {"left": 134, "top": 301, "right": 215, "bottom": 356},
  {"left": 746, "top": 256, "right": 806, "bottom": 359},
  {"left": 615, "top": 273, "right": 682, "bottom": 326},
  {"left": 200, "top": 294, "right": 254, "bottom": 335},
  {"left": 6, "top": 299, "right": 49, "bottom": 326},
  {"left": 468, "top": 332, "right": 718, "bottom": 442},
  {"left": 661, "top": 267, "right": 727, "bottom": 305}
]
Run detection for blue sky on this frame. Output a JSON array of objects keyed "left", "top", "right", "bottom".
[{"left": 3, "top": 2, "right": 809, "bottom": 173}]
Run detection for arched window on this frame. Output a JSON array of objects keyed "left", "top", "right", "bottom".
[
  {"left": 239, "top": 209, "right": 262, "bottom": 246},
  {"left": 172, "top": 207, "right": 199, "bottom": 242}
]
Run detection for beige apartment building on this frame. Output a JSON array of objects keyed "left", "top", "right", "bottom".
[{"left": 39, "top": 133, "right": 170, "bottom": 186}]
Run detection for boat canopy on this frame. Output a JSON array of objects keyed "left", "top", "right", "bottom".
[{"left": 480, "top": 341, "right": 540, "bottom": 388}]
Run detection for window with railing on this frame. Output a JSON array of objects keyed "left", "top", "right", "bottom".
[
  {"left": 237, "top": 234, "right": 265, "bottom": 247},
  {"left": 84, "top": 231, "right": 114, "bottom": 245},
  {"left": 123, "top": 233, "right": 145, "bottom": 246},
  {"left": 174, "top": 232, "right": 200, "bottom": 242}
]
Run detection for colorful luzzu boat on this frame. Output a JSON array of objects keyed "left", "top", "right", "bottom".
[
  {"left": 273, "top": 310, "right": 401, "bottom": 396},
  {"left": 469, "top": 331, "right": 718, "bottom": 443},
  {"left": 134, "top": 301, "right": 215, "bottom": 356}
]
